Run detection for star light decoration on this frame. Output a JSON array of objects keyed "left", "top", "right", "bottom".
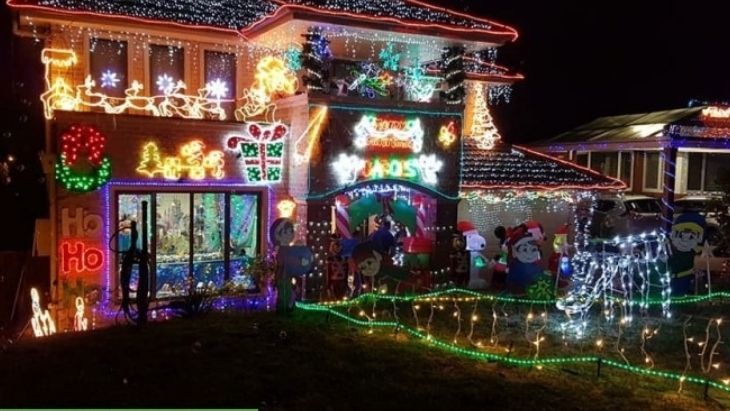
[
  {"left": 100, "top": 70, "right": 120, "bottom": 88},
  {"left": 156, "top": 73, "right": 176, "bottom": 94},
  {"left": 206, "top": 78, "right": 229, "bottom": 99},
  {"left": 378, "top": 42, "right": 401, "bottom": 71}
]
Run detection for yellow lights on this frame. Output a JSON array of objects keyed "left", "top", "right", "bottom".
[
  {"left": 466, "top": 82, "right": 501, "bottom": 150},
  {"left": 73, "top": 297, "right": 88, "bottom": 332},
  {"left": 294, "top": 106, "right": 328, "bottom": 165},
  {"left": 40, "top": 47, "right": 232, "bottom": 121},
  {"left": 236, "top": 56, "right": 298, "bottom": 122},
  {"left": 136, "top": 140, "right": 225, "bottom": 180},
  {"left": 30, "top": 288, "right": 56, "bottom": 338},
  {"left": 702, "top": 106, "right": 730, "bottom": 119},
  {"left": 277, "top": 199, "right": 297, "bottom": 218},
  {"left": 41, "top": 48, "right": 78, "bottom": 68},
  {"left": 438, "top": 121, "right": 458, "bottom": 148}
]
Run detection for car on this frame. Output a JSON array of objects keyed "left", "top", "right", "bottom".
[
  {"left": 591, "top": 195, "right": 663, "bottom": 239},
  {"left": 675, "top": 195, "right": 726, "bottom": 246}
]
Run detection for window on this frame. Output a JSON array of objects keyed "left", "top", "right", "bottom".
[
  {"left": 117, "top": 191, "right": 261, "bottom": 299},
  {"left": 619, "top": 152, "right": 633, "bottom": 186},
  {"left": 590, "top": 152, "right": 619, "bottom": 178},
  {"left": 684, "top": 152, "right": 730, "bottom": 193},
  {"left": 643, "top": 152, "right": 662, "bottom": 191},
  {"left": 89, "top": 38, "right": 128, "bottom": 98},
  {"left": 705, "top": 153, "right": 730, "bottom": 192},
  {"left": 149, "top": 44, "right": 184, "bottom": 94},
  {"left": 204, "top": 51, "right": 236, "bottom": 116},
  {"left": 686, "top": 152, "right": 703, "bottom": 191},
  {"left": 575, "top": 152, "right": 589, "bottom": 167}
]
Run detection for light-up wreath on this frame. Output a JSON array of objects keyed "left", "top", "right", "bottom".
[{"left": 55, "top": 124, "right": 112, "bottom": 192}]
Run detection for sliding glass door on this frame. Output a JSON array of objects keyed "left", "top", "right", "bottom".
[{"left": 116, "top": 190, "right": 261, "bottom": 299}]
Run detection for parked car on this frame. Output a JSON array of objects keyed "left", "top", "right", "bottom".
[
  {"left": 675, "top": 195, "right": 726, "bottom": 246},
  {"left": 591, "top": 195, "right": 662, "bottom": 239}
]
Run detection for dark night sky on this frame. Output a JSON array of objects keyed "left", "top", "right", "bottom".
[{"left": 446, "top": 0, "right": 730, "bottom": 142}]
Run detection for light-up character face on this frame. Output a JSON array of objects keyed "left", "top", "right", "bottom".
[
  {"left": 672, "top": 227, "right": 702, "bottom": 252},
  {"left": 513, "top": 239, "right": 541, "bottom": 264},
  {"left": 358, "top": 256, "right": 381, "bottom": 277}
]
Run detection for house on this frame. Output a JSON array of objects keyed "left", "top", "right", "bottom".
[
  {"left": 7, "top": 0, "right": 622, "bottom": 331},
  {"left": 530, "top": 103, "right": 730, "bottom": 225}
]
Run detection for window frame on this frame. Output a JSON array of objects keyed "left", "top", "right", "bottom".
[
  {"left": 86, "top": 35, "right": 131, "bottom": 98},
  {"left": 642, "top": 151, "right": 664, "bottom": 193}
]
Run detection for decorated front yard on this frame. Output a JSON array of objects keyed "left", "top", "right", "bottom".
[{"left": 1, "top": 303, "right": 729, "bottom": 410}]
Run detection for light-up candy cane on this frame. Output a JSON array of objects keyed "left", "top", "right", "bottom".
[
  {"left": 30, "top": 288, "right": 56, "bottom": 337},
  {"left": 334, "top": 195, "right": 352, "bottom": 239},
  {"left": 73, "top": 297, "right": 88, "bottom": 332}
]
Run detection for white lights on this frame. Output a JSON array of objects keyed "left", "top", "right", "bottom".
[
  {"left": 100, "top": 70, "right": 120, "bottom": 88},
  {"left": 156, "top": 73, "right": 175, "bottom": 94},
  {"left": 30, "top": 287, "right": 56, "bottom": 338},
  {"left": 332, "top": 153, "right": 365, "bottom": 185},
  {"left": 206, "top": 78, "right": 229, "bottom": 99}
]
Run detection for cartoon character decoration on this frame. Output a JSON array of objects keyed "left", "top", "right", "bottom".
[
  {"left": 491, "top": 226, "right": 509, "bottom": 289},
  {"left": 73, "top": 296, "right": 88, "bottom": 331},
  {"left": 449, "top": 232, "right": 469, "bottom": 286},
  {"left": 30, "top": 287, "right": 56, "bottom": 337},
  {"left": 506, "top": 224, "right": 545, "bottom": 295},
  {"left": 270, "top": 217, "right": 314, "bottom": 313},
  {"left": 352, "top": 241, "right": 383, "bottom": 291},
  {"left": 548, "top": 224, "right": 572, "bottom": 288},
  {"left": 457, "top": 221, "right": 488, "bottom": 289},
  {"left": 326, "top": 234, "right": 348, "bottom": 299},
  {"left": 666, "top": 213, "right": 706, "bottom": 296}
]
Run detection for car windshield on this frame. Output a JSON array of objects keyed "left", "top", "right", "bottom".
[
  {"left": 595, "top": 200, "right": 616, "bottom": 212},
  {"left": 626, "top": 199, "right": 661, "bottom": 213}
]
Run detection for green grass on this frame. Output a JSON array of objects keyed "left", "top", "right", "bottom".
[{"left": 0, "top": 310, "right": 728, "bottom": 410}]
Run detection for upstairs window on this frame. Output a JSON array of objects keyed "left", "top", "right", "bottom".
[
  {"left": 204, "top": 51, "right": 237, "bottom": 116},
  {"left": 149, "top": 44, "right": 184, "bottom": 95},
  {"left": 89, "top": 38, "right": 128, "bottom": 98}
]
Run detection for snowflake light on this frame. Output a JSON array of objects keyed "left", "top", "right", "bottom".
[
  {"left": 100, "top": 70, "right": 120, "bottom": 88},
  {"left": 207, "top": 78, "right": 229, "bottom": 99},
  {"left": 156, "top": 73, "right": 175, "bottom": 94}
]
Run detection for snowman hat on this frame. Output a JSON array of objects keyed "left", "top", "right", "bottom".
[{"left": 457, "top": 221, "right": 478, "bottom": 235}]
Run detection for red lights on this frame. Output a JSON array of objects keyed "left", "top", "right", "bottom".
[{"left": 60, "top": 240, "right": 104, "bottom": 276}]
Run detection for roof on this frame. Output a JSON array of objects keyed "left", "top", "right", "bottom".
[
  {"left": 540, "top": 107, "right": 705, "bottom": 145},
  {"left": 460, "top": 141, "right": 626, "bottom": 191},
  {"left": 8, "top": 0, "right": 518, "bottom": 41}
]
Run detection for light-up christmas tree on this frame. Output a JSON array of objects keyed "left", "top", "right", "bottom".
[
  {"left": 469, "top": 83, "right": 501, "bottom": 150},
  {"left": 136, "top": 143, "right": 163, "bottom": 176}
]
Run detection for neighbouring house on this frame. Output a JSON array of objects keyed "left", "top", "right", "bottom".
[{"left": 530, "top": 103, "right": 730, "bottom": 225}]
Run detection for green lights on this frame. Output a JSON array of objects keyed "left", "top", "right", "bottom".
[
  {"left": 297, "top": 300, "right": 730, "bottom": 395},
  {"left": 56, "top": 155, "right": 112, "bottom": 192}
]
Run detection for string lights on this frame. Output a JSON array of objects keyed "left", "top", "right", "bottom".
[{"left": 56, "top": 124, "right": 112, "bottom": 192}]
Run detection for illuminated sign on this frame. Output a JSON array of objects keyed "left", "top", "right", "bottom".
[
  {"left": 277, "top": 199, "right": 297, "bottom": 218},
  {"left": 74, "top": 297, "right": 88, "bottom": 332},
  {"left": 60, "top": 240, "right": 105, "bottom": 276},
  {"left": 701, "top": 106, "right": 730, "bottom": 120},
  {"left": 226, "top": 122, "right": 288, "bottom": 184},
  {"left": 136, "top": 140, "right": 225, "bottom": 180},
  {"left": 332, "top": 153, "right": 442, "bottom": 186},
  {"left": 438, "top": 121, "right": 458, "bottom": 148},
  {"left": 353, "top": 114, "right": 424, "bottom": 153}
]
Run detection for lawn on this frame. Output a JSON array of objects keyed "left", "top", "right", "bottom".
[{"left": 0, "top": 309, "right": 728, "bottom": 410}]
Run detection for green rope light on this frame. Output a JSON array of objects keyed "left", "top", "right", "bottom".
[
  {"left": 297, "top": 303, "right": 730, "bottom": 394},
  {"left": 306, "top": 288, "right": 730, "bottom": 308}
]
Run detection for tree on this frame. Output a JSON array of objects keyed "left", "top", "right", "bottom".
[{"left": 136, "top": 142, "right": 163, "bottom": 177}]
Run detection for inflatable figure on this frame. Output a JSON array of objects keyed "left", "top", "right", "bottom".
[
  {"left": 326, "top": 234, "right": 347, "bottom": 299},
  {"left": 506, "top": 225, "right": 544, "bottom": 294},
  {"left": 449, "top": 233, "right": 469, "bottom": 286},
  {"left": 491, "top": 226, "right": 509, "bottom": 288},
  {"left": 457, "top": 221, "right": 488, "bottom": 289}
]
